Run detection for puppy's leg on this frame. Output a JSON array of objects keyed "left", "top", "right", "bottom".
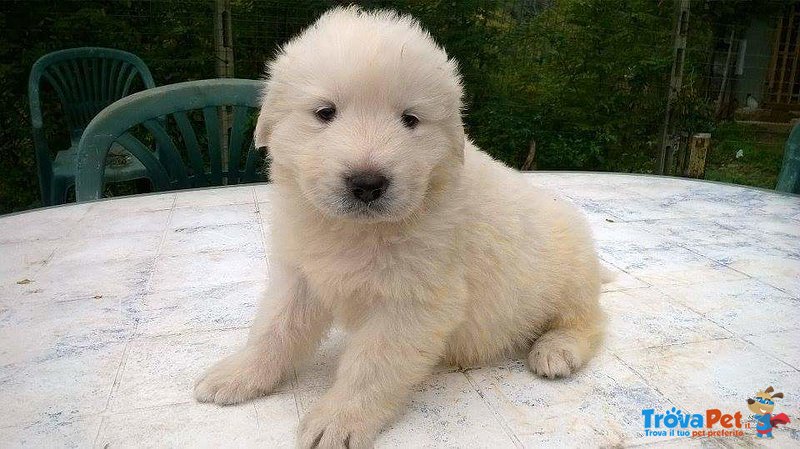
[
  {"left": 195, "top": 266, "right": 329, "bottom": 405},
  {"left": 297, "top": 300, "right": 460, "bottom": 449},
  {"left": 528, "top": 306, "right": 603, "bottom": 379}
]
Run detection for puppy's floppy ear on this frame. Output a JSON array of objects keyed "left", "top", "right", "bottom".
[
  {"left": 254, "top": 106, "right": 270, "bottom": 149},
  {"left": 253, "top": 82, "right": 271, "bottom": 149},
  {"left": 771, "top": 392, "right": 784, "bottom": 399}
]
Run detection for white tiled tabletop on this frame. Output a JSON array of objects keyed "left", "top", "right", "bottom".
[{"left": 1, "top": 173, "right": 798, "bottom": 448}]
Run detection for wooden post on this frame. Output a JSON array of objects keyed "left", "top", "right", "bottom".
[
  {"left": 658, "top": 0, "right": 690, "bottom": 175},
  {"left": 788, "top": 16, "right": 800, "bottom": 106},
  {"left": 676, "top": 133, "right": 688, "bottom": 175},
  {"left": 714, "top": 29, "right": 737, "bottom": 120},
  {"left": 665, "top": 138, "right": 676, "bottom": 175},
  {"left": 776, "top": 9, "right": 796, "bottom": 104},
  {"left": 214, "top": 0, "right": 234, "bottom": 178},
  {"left": 521, "top": 139, "right": 537, "bottom": 171},
  {"left": 766, "top": 15, "right": 784, "bottom": 104},
  {"left": 214, "top": 0, "right": 234, "bottom": 79},
  {"left": 686, "top": 133, "right": 711, "bottom": 178}
]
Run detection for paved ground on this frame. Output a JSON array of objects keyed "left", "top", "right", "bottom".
[{"left": 1, "top": 173, "right": 798, "bottom": 448}]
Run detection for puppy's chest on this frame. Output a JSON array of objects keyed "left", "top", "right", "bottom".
[
  {"left": 275, "top": 213, "right": 457, "bottom": 306},
  {"left": 298, "top": 235, "right": 407, "bottom": 295}
]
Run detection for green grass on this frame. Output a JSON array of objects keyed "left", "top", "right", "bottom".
[{"left": 704, "top": 122, "right": 786, "bottom": 189}]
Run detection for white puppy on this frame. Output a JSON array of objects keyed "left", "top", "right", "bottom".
[{"left": 195, "top": 7, "right": 605, "bottom": 448}]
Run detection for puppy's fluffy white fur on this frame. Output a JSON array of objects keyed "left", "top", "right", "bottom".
[{"left": 195, "top": 7, "right": 605, "bottom": 448}]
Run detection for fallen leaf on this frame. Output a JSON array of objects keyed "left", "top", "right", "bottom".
[{"left": 16, "top": 279, "right": 32, "bottom": 285}]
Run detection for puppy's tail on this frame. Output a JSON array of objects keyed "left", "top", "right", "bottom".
[{"left": 599, "top": 265, "right": 617, "bottom": 284}]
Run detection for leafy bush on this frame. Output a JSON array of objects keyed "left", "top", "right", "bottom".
[
  {"left": 0, "top": 0, "right": 775, "bottom": 214},
  {"left": 705, "top": 122, "right": 785, "bottom": 188}
]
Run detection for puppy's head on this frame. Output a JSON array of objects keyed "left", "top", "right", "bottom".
[{"left": 257, "top": 7, "right": 465, "bottom": 222}]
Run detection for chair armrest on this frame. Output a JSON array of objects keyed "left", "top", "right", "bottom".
[
  {"left": 31, "top": 124, "right": 54, "bottom": 204},
  {"left": 776, "top": 122, "right": 800, "bottom": 193}
]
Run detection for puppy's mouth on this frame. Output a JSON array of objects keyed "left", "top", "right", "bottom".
[{"left": 335, "top": 196, "right": 396, "bottom": 222}]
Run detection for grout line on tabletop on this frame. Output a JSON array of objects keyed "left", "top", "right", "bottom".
[
  {"left": 678, "top": 244, "right": 756, "bottom": 278},
  {"left": 608, "top": 351, "right": 681, "bottom": 412},
  {"left": 292, "top": 386, "right": 302, "bottom": 423},
  {"left": 99, "top": 399, "right": 196, "bottom": 417},
  {"left": 91, "top": 415, "right": 106, "bottom": 449},
  {"left": 753, "top": 276, "right": 800, "bottom": 300},
  {"left": 134, "top": 323, "right": 251, "bottom": 340},
  {"left": 652, "top": 281, "right": 795, "bottom": 340},
  {"left": 637, "top": 334, "right": 735, "bottom": 351},
  {"left": 251, "top": 186, "right": 259, "bottom": 213},
  {"left": 736, "top": 335, "right": 799, "bottom": 373},
  {"left": 253, "top": 186, "right": 270, "bottom": 259},
  {"left": 462, "top": 370, "right": 525, "bottom": 449},
  {"left": 101, "top": 194, "right": 176, "bottom": 415},
  {"left": 253, "top": 403, "right": 262, "bottom": 433}
]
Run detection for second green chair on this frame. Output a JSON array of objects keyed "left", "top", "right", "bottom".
[
  {"left": 29, "top": 47, "right": 157, "bottom": 205},
  {"left": 76, "top": 78, "right": 267, "bottom": 202}
]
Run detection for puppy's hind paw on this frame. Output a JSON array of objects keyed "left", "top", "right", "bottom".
[
  {"left": 529, "top": 346, "right": 578, "bottom": 379},
  {"left": 528, "top": 331, "right": 587, "bottom": 379},
  {"left": 194, "top": 349, "right": 278, "bottom": 405}
]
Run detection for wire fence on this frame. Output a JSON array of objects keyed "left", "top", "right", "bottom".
[{"left": 0, "top": 0, "right": 797, "bottom": 212}]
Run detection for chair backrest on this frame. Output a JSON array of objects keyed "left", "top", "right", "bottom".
[
  {"left": 29, "top": 47, "right": 156, "bottom": 145},
  {"left": 776, "top": 121, "right": 800, "bottom": 194},
  {"left": 76, "top": 79, "right": 266, "bottom": 202}
]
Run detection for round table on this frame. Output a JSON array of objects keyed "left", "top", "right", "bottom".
[{"left": 1, "top": 173, "right": 798, "bottom": 448}]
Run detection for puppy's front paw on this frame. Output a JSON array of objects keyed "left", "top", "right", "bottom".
[
  {"left": 298, "top": 399, "right": 376, "bottom": 449},
  {"left": 194, "top": 348, "right": 279, "bottom": 405}
]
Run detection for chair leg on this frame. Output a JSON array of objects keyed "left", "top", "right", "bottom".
[
  {"left": 64, "top": 183, "right": 75, "bottom": 203},
  {"left": 50, "top": 179, "right": 73, "bottom": 205},
  {"left": 40, "top": 179, "right": 54, "bottom": 207},
  {"left": 41, "top": 188, "right": 52, "bottom": 207},
  {"left": 135, "top": 177, "right": 153, "bottom": 194},
  {"left": 48, "top": 181, "right": 60, "bottom": 206}
]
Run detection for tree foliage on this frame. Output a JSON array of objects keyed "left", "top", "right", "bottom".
[{"left": 0, "top": 0, "right": 783, "bottom": 213}]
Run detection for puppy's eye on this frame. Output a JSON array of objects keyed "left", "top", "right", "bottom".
[
  {"left": 401, "top": 113, "right": 419, "bottom": 129},
  {"left": 315, "top": 106, "right": 336, "bottom": 123}
]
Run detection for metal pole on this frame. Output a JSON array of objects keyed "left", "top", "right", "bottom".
[
  {"left": 214, "top": 0, "right": 235, "bottom": 79},
  {"left": 658, "top": 0, "right": 690, "bottom": 175},
  {"left": 214, "top": 0, "right": 234, "bottom": 178}
]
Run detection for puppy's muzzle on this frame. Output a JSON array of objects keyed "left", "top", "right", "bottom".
[{"left": 345, "top": 171, "right": 390, "bottom": 203}]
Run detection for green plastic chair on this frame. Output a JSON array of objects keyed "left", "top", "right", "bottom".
[
  {"left": 776, "top": 121, "right": 800, "bottom": 194},
  {"left": 76, "top": 79, "right": 267, "bottom": 202},
  {"left": 29, "top": 47, "right": 157, "bottom": 205}
]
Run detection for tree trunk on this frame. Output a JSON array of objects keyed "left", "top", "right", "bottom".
[
  {"left": 521, "top": 140, "right": 537, "bottom": 171},
  {"left": 715, "top": 29, "right": 736, "bottom": 120},
  {"left": 657, "top": 0, "right": 690, "bottom": 175}
]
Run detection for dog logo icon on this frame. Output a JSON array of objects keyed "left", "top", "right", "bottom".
[{"left": 747, "top": 386, "right": 790, "bottom": 439}]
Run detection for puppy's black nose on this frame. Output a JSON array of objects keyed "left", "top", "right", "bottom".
[{"left": 346, "top": 172, "right": 389, "bottom": 203}]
